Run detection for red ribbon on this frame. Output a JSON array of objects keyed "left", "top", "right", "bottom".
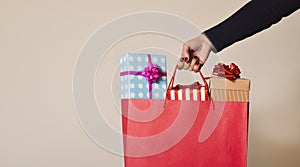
[{"left": 212, "top": 63, "right": 241, "bottom": 80}]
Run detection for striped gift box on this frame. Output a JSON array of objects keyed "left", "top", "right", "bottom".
[
  {"left": 168, "top": 87, "right": 208, "bottom": 101},
  {"left": 166, "top": 81, "right": 209, "bottom": 101},
  {"left": 166, "top": 66, "right": 209, "bottom": 101}
]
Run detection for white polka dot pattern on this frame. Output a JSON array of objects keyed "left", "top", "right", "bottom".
[
  {"left": 137, "top": 56, "right": 142, "bottom": 62},
  {"left": 129, "top": 65, "right": 134, "bottom": 70},
  {"left": 137, "top": 66, "right": 142, "bottom": 71},
  {"left": 129, "top": 56, "right": 134, "bottom": 62},
  {"left": 120, "top": 54, "right": 167, "bottom": 99},
  {"left": 155, "top": 93, "right": 159, "bottom": 98}
]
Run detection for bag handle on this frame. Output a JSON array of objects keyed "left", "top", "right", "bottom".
[
  {"left": 163, "top": 65, "right": 211, "bottom": 108},
  {"left": 167, "top": 65, "right": 209, "bottom": 91}
]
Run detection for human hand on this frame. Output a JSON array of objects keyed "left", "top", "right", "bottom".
[{"left": 177, "top": 34, "right": 214, "bottom": 72}]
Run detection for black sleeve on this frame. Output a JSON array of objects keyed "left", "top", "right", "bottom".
[{"left": 204, "top": 0, "right": 300, "bottom": 52}]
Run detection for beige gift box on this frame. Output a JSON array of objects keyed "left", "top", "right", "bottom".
[{"left": 209, "top": 77, "right": 251, "bottom": 102}]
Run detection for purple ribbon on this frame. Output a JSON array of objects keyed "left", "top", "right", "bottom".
[{"left": 120, "top": 54, "right": 167, "bottom": 99}]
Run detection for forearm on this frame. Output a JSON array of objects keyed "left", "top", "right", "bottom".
[{"left": 204, "top": 0, "right": 300, "bottom": 52}]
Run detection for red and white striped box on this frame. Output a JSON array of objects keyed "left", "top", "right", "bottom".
[
  {"left": 166, "top": 66, "right": 209, "bottom": 101},
  {"left": 168, "top": 87, "right": 208, "bottom": 101}
]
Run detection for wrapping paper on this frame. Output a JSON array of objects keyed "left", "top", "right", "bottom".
[{"left": 120, "top": 54, "right": 167, "bottom": 99}]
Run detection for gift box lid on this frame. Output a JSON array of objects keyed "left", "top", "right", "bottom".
[{"left": 209, "top": 77, "right": 250, "bottom": 91}]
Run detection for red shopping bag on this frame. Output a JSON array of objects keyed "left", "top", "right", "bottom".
[{"left": 121, "top": 66, "right": 250, "bottom": 167}]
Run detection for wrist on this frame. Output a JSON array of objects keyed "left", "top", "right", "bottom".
[{"left": 202, "top": 33, "right": 217, "bottom": 53}]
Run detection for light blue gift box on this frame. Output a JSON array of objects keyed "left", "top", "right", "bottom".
[{"left": 120, "top": 53, "right": 167, "bottom": 99}]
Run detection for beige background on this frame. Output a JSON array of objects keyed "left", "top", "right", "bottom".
[{"left": 1, "top": 0, "right": 300, "bottom": 166}]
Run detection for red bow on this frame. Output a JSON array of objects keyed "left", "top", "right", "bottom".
[{"left": 212, "top": 63, "right": 241, "bottom": 80}]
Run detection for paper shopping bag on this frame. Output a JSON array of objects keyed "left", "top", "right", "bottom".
[{"left": 121, "top": 64, "right": 250, "bottom": 167}]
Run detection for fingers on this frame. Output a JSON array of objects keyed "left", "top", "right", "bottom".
[
  {"left": 181, "top": 44, "right": 190, "bottom": 62},
  {"left": 183, "top": 62, "right": 190, "bottom": 70},
  {"left": 177, "top": 57, "right": 185, "bottom": 69},
  {"left": 177, "top": 58, "right": 190, "bottom": 70},
  {"left": 189, "top": 43, "right": 212, "bottom": 72},
  {"left": 189, "top": 56, "right": 203, "bottom": 72},
  {"left": 189, "top": 56, "right": 198, "bottom": 71},
  {"left": 177, "top": 57, "right": 189, "bottom": 69},
  {"left": 178, "top": 34, "right": 213, "bottom": 72},
  {"left": 192, "top": 60, "right": 204, "bottom": 72},
  {"left": 193, "top": 62, "right": 201, "bottom": 72},
  {"left": 178, "top": 53, "right": 204, "bottom": 72},
  {"left": 178, "top": 43, "right": 191, "bottom": 70}
]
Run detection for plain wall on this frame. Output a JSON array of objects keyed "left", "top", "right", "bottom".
[{"left": 1, "top": 0, "right": 299, "bottom": 167}]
